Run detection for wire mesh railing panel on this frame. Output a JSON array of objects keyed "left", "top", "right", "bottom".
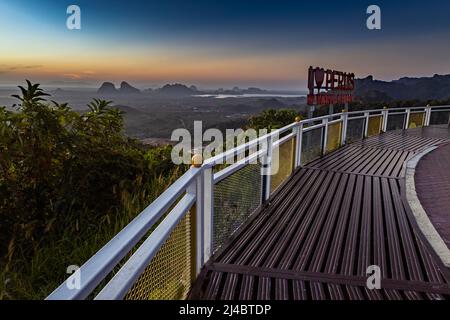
[
  {"left": 430, "top": 111, "right": 450, "bottom": 125},
  {"left": 367, "top": 115, "right": 382, "bottom": 137},
  {"left": 301, "top": 127, "right": 323, "bottom": 165},
  {"left": 408, "top": 112, "right": 425, "bottom": 128},
  {"left": 213, "top": 163, "right": 262, "bottom": 252},
  {"left": 346, "top": 118, "right": 365, "bottom": 143},
  {"left": 386, "top": 113, "right": 406, "bottom": 131},
  {"left": 270, "top": 137, "right": 295, "bottom": 193},
  {"left": 124, "top": 210, "right": 193, "bottom": 300},
  {"left": 326, "top": 121, "right": 342, "bottom": 153}
]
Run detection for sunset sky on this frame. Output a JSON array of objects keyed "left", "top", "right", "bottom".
[{"left": 1, "top": 0, "right": 450, "bottom": 90}]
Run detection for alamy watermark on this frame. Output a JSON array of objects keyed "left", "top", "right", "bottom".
[
  {"left": 367, "top": 5, "right": 381, "bottom": 30},
  {"left": 66, "top": 5, "right": 81, "bottom": 30},
  {"left": 171, "top": 121, "right": 280, "bottom": 175},
  {"left": 65, "top": 6, "right": 381, "bottom": 32},
  {"left": 366, "top": 265, "right": 382, "bottom": 290},
  {"left": 66, "top": 265, "right": 81, "bottom": 290}
]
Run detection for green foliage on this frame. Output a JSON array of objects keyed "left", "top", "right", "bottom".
[
  {"left": 11, "top": 80, "right": 50, "bottom": 107},
  {"left": 0, "top": 81, "right": 185, "bottom": 299},
  {"left": 247, "top": 109, "right": 300, "bottom": 131},
  {"left": 144, "top": 144, "right": 176, "bottom": 177}
]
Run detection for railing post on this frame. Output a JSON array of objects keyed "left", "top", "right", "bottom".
[
  {"left": 294, "top": 117, "right": 303, "bottom": 168},
  {"left": 405, "top": 108, "right": 411, "bottom": 129},
  {"left": 191, "top": 155, "right": 204, "bottom": 276},
  {"left": 364, "top": 112, "right": 370, "bottom": 138},
  {"left": 322, "top": 118, "right": 329, "bottom": 155},
  {"left": 202, "top": 167, "right": 214, "bottom": 264},
  {"left": 186, "top": 179, "right": 197, "bottom": 280},
  {"left": 262, "top": 135, "right": 273, "bottom": 201},
  {"left": 191, "top": 154, "right": 214, "bottom": 272},
  {"left": 425, "top": 104, "right": 431, "bottom": 126},
  {"left": 382, "top": 107, "right": 389, "bottom": 132},
  {"left": 341, "top": 110, "right": 348, "bottom": 146}
]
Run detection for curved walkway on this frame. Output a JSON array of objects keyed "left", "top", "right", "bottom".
[
  {"left": 415, "top": 142, "right": 450, "bottom": 250},
  {"left": 190, "top": 126, "right": 450, "bottom": 300}
]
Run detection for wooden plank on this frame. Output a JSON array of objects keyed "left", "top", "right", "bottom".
[
  {"left": 294, "top": 173, "right": 347, "bottom": 271},
  {"left": 389, "top": 179, "right": 423, "bottom": 281},
  {"left": 310, "top": 174, "right": 350, "bottom": 273},
  {"left": 277, "top": 171, "right": 335, "bottom": 269},
  {"left": 220, "top": 273, "right": 238, "bottom": 300},
  {"left": 324, "top": 174, "right": 356, "bottom": 274},
  {"left": 255, "top": 170, "right": 330, "bottom": 268},
  {"left": 340, "top": 175, "right": 364, "bottom": 276},
  {"left": 357, "top": 176, "right": 372, "bottom": 276},
  {"left": 275, "top": 279, "right": 289, "bottom": 300},
  {"left": 381, "top": 178, "right": 406, "bottom": 280},
  {"left": 257, "top": 277, "right": 271, "bottom": 300},
  {"left": 204, "top": 272, "right": 223, "bottom": 300},
  {"left": 218, "top": 169, "right": 313, "bottom": 264},
  {"left": 310, "top": 282, "right": 326, "bottom": 300},
  {"left": 372, "top": 177, "right": 387, "bottom": 277},
  {"left": 292, "top": 281, "right": 308, "bottom": 300},
  {"left": 327, "top": 284, "right": 346, "bottom": 300},
  {"left": 239, "top": 275, "right": 255, "bottom": 300},
  {"left": 236, "top": 170, "right": 323, "bottom": 266}
]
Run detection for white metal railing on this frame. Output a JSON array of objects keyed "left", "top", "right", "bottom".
[{"left": 47, "top": 105, "right": 450, "bottom": 300}]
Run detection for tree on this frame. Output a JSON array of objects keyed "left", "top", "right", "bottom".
[
  {"left": 247, "top": 109, "right": 300, "bottom": 131},
  {"left": 0, "top": 81, "right": 178, "bottom": 268}
]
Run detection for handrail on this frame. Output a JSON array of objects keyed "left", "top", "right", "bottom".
[
  {"left": 214, "top": 148, "right": 267, "bottom": 184},
  {"left": 46, "top": 167, "right": 201, "bottom": 300},
  {"left": 47, "top": 105, "right": 450, "bottom": 300},
  {"left": 203, "top": 122, "right": 297, "bottom": 167},
  {"left": 95, "top": 192, "right": 197, "bottom": 300}
]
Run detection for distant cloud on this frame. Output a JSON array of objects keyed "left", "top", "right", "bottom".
[
  {"left": 63, "top": 73, "right": 83, "bottom": 80},
  {"left": 47, "top": 80, "right": 93, "bottom": 87},
  {"left": 9, "top": 64, "right": 43, "bottom": 70},
  {"left": 25, "top": 65, "right": 43, "bottom": 69},
  {"left": 0, "top": 64, "right": 44, "bottom": 73},
  {"left": 63, "top": 70, "right": 96, "bottom": 80}
]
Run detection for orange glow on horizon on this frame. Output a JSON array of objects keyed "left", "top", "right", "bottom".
[
  {"left": 0, "top": 50, "right": 310, "bottom": 84},
  {"left": 2, "top": 32, "right": 450, "bottom": 87}
]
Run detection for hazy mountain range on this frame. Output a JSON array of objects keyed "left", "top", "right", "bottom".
[
  {"left": 97, "top": 82, "right": 279, "bottom": 97},
  {"left": 4, "top": 74, "right": 450, "bottom": 143},
  {"left": 355, "top": 74, "right": 450, "bottom": 102},
  {"left": 94, "top": 73, "right": 450, "bottom": 102}
]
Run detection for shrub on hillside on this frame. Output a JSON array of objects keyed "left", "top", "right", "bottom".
[
  {"left": 247, "top": 109, "right": 300, "bottom": 131},
  {"left": 0, "top": 81, "right": 179, "bottom": 269}
]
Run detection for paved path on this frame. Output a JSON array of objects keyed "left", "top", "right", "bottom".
[{"left": 415, "top": 141, "right": 450, "bottom": 249}]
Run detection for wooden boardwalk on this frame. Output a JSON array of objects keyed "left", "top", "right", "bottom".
[{"left": 190, "top": 126, "right": 450, "bottom": 300}]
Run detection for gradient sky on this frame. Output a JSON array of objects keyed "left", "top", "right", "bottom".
[{"left": 1, "top": 0, "right": 450, "bottom": 89}]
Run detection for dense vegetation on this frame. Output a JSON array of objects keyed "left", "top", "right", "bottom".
[
  {"left": 0, "top": 81, "right": 185, "bottom": 299},
  {"left": 247, "top": 109, "right": 301, "bottom": 131}
]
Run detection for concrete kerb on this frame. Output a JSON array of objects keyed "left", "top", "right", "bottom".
[{"left": 405, "top": 146, "right": 450, "bottom": 268}]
